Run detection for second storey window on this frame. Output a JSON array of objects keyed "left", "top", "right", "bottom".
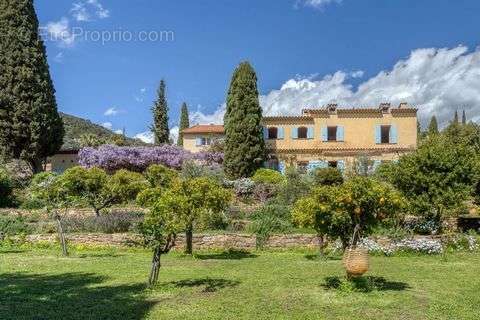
[
  {"left": 327, "top": 127, "right": 337, "bottom": 141},
  {"left": 298, "top": 126, "right": 308, "bottom": 139},
  {"left": 381, "top": 125, "right": 390, "bottom": 144},
  {"left": 264, "top": 127, "right": 284, "bottom": 140},
  {"left": 268, "top": 127, "right": 278, "bottom": 139},
  {"left": 321, "top": 126, "right": 344, "bottom": 142},
  {"left": 292, "top": 126, "right": 314, "bottom": 139},
  {"left": 375, "top": 125, "right": 398, "bottom": 144}
]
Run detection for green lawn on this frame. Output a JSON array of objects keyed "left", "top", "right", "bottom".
[{"left": 1, "top": 246, "right": 479, "bottom": 320}]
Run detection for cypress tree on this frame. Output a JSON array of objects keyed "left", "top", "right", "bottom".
[
  {"left": 151, "top": 80, "right": 169, "bottom": 145},
  {"left": 177, "top": 102, "right": 190, "bottom": 146},
  {"left": 453, "top": 110, "right": 459, "bottom": 124},
  {"left": 0, "top": 0, "right": 64, "bottom": 172},
  {"left": 462, "top": 110, "right": 467, "bottom": 125},
  {"left": 427, "top": 116, "right": 439, "bottom": 135},
  {"left": 224, "top": 62, "right": 265, "bottom": 179}
]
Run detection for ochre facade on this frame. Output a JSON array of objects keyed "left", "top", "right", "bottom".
[
  {"left": 263, "top": 104, "right": 417, "bottom": 172},
  {"left": 183, "top": 133, "right": 225, "bottom": 153},
  {"left": 181, "top": 103, "right": 418, "bottom": 172}
]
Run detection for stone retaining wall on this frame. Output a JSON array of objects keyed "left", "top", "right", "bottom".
[
  {"left": 21, "top": 233, "right": 448, "bottom": 251},
  {"left": 23, "top": 233, "right": 321, "bottom": 250}
]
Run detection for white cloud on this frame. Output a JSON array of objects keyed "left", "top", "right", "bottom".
[
  {"left": 134, "top": 131, "right": 154, "bottom": 144},
  {"left": 71, "top": 0, "right": 110, "bottom": 22},
  {"left": 104, "top": 107, "right": 122, "bottom": 116},
  {"left": 44, "top": 18, "right": 76, "bottom": 47},
  {"left": 101, "top": 122, "right": 113, "bottom": 129},
  {"left": 54, "top": 52, "right": 64, "bottom": 63},
  {"left": 114, "top": 129, "right": 123, "bottom": 135},
  {"left": 170, "top": 126, "right": 179, "bottom": 145},
  {"left": 296, "top": 0, "right": 342, "bottom": 10},
  {"left": 134, "top": 127, "right": 179, "bottom": 144},
  {"left": 190, "top": 45, "right": 480, "bottom": 127},
  {"left": 189, "top": 104, "right": 226, "bottom": 125},
  {"left": 134, "top": 88, "right": 148, "bottom": 103},
  {"left": 350, "top": 70, "right": 364, "bottom": 78}
]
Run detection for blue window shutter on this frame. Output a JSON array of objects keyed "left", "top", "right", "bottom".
[
  {"left": 291, "top": 127, "right": 298, "bottom": 139},
  {"left": 196, "top": 137, "right": 202, "bottom": 146},
  {"left": 278, "top": 127, "right": 285, "bottom": 139},
  {"left": 263, "top": 127, "right": 269, "bottom": 140},
  {"left": 279, "top": 161, "right": 286, "bottom": 174},
  {"left": 337, "top": 126, "right": 344, "bottom": 142},
  {"left": 372, "top": 160, "right": 381, "bottom": 171},
  {"left": 321, "top": 127, "right": 328, "bottom": 142},
  {"left": 307, "top": 127, "right": 314, "bottom": 139},
  {"left": 375, "top": 125, "right": 381, "bottom": 144},
  {"left": 389, "top": 125, "right": 398, "bottom": 144},
  {"left": 338, "top": 160, "right": 346, "bottom": 172}
]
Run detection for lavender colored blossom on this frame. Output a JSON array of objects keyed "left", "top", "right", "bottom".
[{"left": 79, "top": 145, "right": 223, "bottom": 172}]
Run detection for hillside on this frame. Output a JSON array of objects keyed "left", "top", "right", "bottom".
[{"left": 60, "top": 112, "right": 146, "bottom": 150}]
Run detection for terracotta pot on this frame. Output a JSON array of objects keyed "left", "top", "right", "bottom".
[{"left": 343, "top": 247, "right": 369, "bottom": 277}]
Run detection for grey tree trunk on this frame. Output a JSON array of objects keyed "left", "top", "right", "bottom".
[
  {"left": 55, "top": 214, "right": 68, "bottom": 256},
  {"left": 148, "top": 247, "right": 162, "bottom": 286},
  {"left": 185, "top": 225, "right": 193, "bottom": 255},
  {"left": 317, "top": 233, "right": 326, "bottom": 257}
]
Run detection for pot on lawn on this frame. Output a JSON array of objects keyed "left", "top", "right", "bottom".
[{"left": 343, "top": 247, "right": 369, "bottom": 278}]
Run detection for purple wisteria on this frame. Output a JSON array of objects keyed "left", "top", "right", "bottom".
[{"left": 79, "top": 145, "right": 223, "bottom": 172}]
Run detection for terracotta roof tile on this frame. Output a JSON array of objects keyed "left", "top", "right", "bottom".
[{"left": 182, "top": 125, "right": 224, "bottom": 134}]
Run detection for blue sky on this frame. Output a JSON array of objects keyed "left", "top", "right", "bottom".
[{"left": 36, "top": 0, "right": 480, "bottom": 142}]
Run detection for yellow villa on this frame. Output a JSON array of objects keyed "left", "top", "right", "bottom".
[{"left": 181, "top": 103, "right": 418, "bottom": 173}]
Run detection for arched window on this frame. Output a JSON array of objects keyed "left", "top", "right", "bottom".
[
  {"left": 268, "top": 127, "right": 278, "bottom": 139},
  {"left": 297, "top": 126, "right": 308, "bottom": 139}
]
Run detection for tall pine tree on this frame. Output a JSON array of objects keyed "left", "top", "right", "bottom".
[
  {"left": 224, "top": 62, "right": 265, "bottom": 179},
  {"left": 151, "top": 80, "right": 169, "bottom": 145},
  {"left": 177, "top": 102, "right": 190, "bottom": 146},
  {"left": 462, "top": 110, "right": 467, "bottom": 125},
  {"left": 427, "top": 116, "right": 439, "bottom": 135},
  {"left": 0, "top": 0, "right": 64, "bottom": 172}
]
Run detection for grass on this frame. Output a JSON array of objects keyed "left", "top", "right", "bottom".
[{"left": 1, "top": 246, "right": 479, "bottom": 320}]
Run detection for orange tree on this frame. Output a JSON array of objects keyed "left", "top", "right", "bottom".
[{"left": 293, "top": 176, "right": 404, "bottom": 250}]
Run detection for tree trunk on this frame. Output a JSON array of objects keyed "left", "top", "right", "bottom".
[
  {"left": 317, "top": 233, "right": 326, "bottom": 257},
  {"left": 350, "top": 223, "right": 361, "bottom": 248},
  {"left": 94, "top": 208, "right": 101, "bottom": 217},
  {"left": 185, "top": 224, "right": 193, "bottom": 255},
  {"left": 29, "top": 158, "right": 44, "bottom": 174},
  {"left": 55, "top": 214, "right": 68, "bottom": 256},
  {"left": 148, "top": 247, "right": 162, "bottom": 286}
]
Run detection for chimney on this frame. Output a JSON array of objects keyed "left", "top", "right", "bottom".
[
  {"left": 326, "top": 103, "right": 338, "bottom": 112},
  {"left": 398, "top": 102, "right": 408, "bottom": 109},
  {"left": 379, "top": 103, "right": 391, "bottom": 112}
]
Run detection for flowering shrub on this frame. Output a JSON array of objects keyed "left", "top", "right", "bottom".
[
  {"left": 79, "top": 145, "right": 223, "bottom": 172},
  {"left": 195, "top": 151, "right": 224, "bottom": 165},
  {"left": 231, "top": 178, "right": 255, "bottom": 198},
  {"left": 252, "top": 169, "right": 285, "bottom": 185},
  {"left": 358, "top": 237, "right": 443, "bottom": 255}
]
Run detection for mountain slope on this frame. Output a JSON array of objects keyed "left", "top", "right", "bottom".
[{"left": 60, "top": 112, "right": 145, "bottom": 150}]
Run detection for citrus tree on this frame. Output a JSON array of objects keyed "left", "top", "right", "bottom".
[
  {"left": 139, "top": 188, "right": 185, "bottom": 286},
  {"left": 293, "top": 177, "right": 404, "bottom": 250},
  {"left": 60, "top": 167, "right": 148, "bottom": 216},
  {"left": 139, "top": 177, "right": 232, "bottom": 285},
  {"left": 29, "top": 172, "right": 70, "bottom": 255},
  {"left": 176, "top": 177, "right": 232, "bottom": 254}
]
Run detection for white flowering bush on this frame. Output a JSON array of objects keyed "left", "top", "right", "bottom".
[
  {"left": 231, "top": 178, "right": 255, "bottom": 198},
  {"left": 356, "top": 234, "right": 479, "bottom": 255}
]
